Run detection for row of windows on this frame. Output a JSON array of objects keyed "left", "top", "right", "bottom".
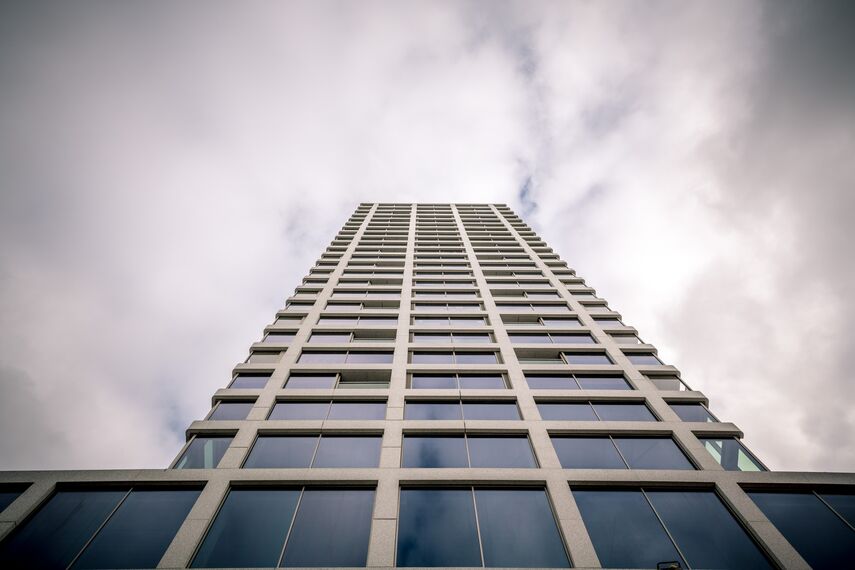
[{"left": 6, "top": 483, "right": 850, "bottom": 568}]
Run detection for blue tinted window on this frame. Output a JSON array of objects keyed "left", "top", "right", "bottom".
[
  {"left": 670, "top": 403, "right": 716, "bottom": 422},
  {"left": 468, "top": 437, "right": 536, "bottom": 468},
  {"left": 526, "top": 375, "right": 577, "bottom": 389},
  {"left": 821, "top": 493, "right": 855, "bottom": 527},
  {"left": 538, "top": 403, "right": 597, "bottom": 421},
  {"left": 269, "top": 402, "right": 330, "bottom": 420},
  {"left": 405, "top": 402, "right": 461, "bottom": 420},
  {"left": 574, "top": 489, "right": 683, "bottom": 568},
  {"left": 613, "top": 438, "right": 694, "bottom": 470},
  {"left": 700, "top": 438, "right": 765, "bottom": 471},
  {"left": 208, "top": 401, "right": 254, "bottom": 421},
  {"left": 175, "top": 436, "right": 232, "bottom": 469},
  {"left": 0, "top": 485, "right": 28, "bottom": 513},
  {"left": 458, "top": 375, "right": 505, "bottom": 389},
  {"left": 564, "top": 353, "right": 612, "bottom": 365},
  {"left": 575, "top": 375, "right": 629, "bottom": 390},
  {"left": 244, "top": 436, "right": 317, "bottom": 468},
  {"left": 312, "top": 436, "right": 382, "bottom": 468},
  {"left": 0, "top": 489, "right": 127, "bottom": 569},
  {"left": 647, "top": 490, "right": 771, "bottom": 569},
  {"left": 192, "top": 489, "right": 300, "bottom": 568},
  {"left": 552, "top": 437, "right": 625, "bottom": 469},
  {"left": 327, "top": 401, "right": 386, "bottom": 420},
  {"left": 411, "top": 375, "right": 456, "bottom": 389},
  {"left": 397, "top": 489, "right": 481, "bottom": 567},
  {"left": 626, "top": 354, "right": 662, "bottom": 365},
  {"left": 230, "top": 374, "right": 270, "bottom": 389},
  {"left": 281, "top": 489, "right": 374, "bottom": 567},
  {"left": 750, "top": 491, "right": 855, "bottom": 569},
  {"left": 72, "top": 488, "right": 200, "bottom": 569},
  {"left": 402, "top": 436, "right": 468, "bottom": 468},
  {"left": 285, "top": 374, "right": 337, "bottom": 389},
  {"left": 593, "top": 403, "right": 656, "bottom": 422},
  {"left": 475, "top": 489, "right": 569, "bottom": 567},
  {"left": 550, "top": 334, "right": 596, "bottom": 344},
  {"left": 462, "top": 402, "right": 520, "bottom": 420}
]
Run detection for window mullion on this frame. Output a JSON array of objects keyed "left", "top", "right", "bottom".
[
  {"left": 64, "top": 487, "right": 133, "bottom": 570},
  {"left": 640, "top": 489, "right": 691, "bottom": 569}
]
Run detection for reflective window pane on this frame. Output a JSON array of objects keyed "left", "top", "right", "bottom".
[
  {"left": 462, "top": 402, "right": 520, "bottom": 420},
  {"left": 593, "top": 403, "right": 656, "bottom": 422},
  {"left": 647, "top": 490, "right": 772, "bottom": 569},
  {"left": 247, "top": 351, "right": 282, "bottom": 363},
  {"left": 208, "top": 401, "right": 254, "bottom": 421},
  {"left": 72, "top": 488, "right": 201, "bottom": 569},
  {"left": 263, "top": 332, "right": 295, "bottom": 344},
  {"left": 820, "top": 493, "right": 855, "bottom": 527},
  {"left": 299, "top": 351, "right": 347, "bottom": 364},
  {"left": 347, "top": 352, "right": 394, "bottom": 364},
  {"left": 510, "top": 334, "right": 551, "bottom": 343},
  {"left": 670, "top": 403, "right": 716, "bottom": 422},
  {"left": 454, "top": 333, "right": 491, "bottom": 343},
  {"left": 402, "top": 436, "right": 468, "bottom": 468},
  {"left": 268, "top": 402, "right": 330, "bottom": 420},
  {"left": 456, "top": 352, "right": 497, "bottom": 364},
  {"left": 281, "top": 489, "right": 374, "bottom": 567},
  {"left": 552, "top": 437, "right": 625, "bottom": 469},
  {"left": 175, "top": 436, "right": 232, "bottom": 469},
  {"left": 230, "top": 374, "right": 270, "bottom": 389},
  {"left": 468, "top": 437, "right": 536, "bottom": 468},
  {"left": 244, "top": 436, "right": 317, "bottom": 468},
  {"left": 458, "top": 375, "right": 505, "bottom": 389},
  {"left": 411, "top": 352, "right": 454, "bottom": 364},
  {"left": 308, "top": 333, "right": 351, "bottom": 343},
  {"left": 191, "top": 489, "right": 300, "bottom": 568},
  {"left": 574, "top": 489, "right": 683, "bottom": 568},
  {"left": 526, "top": 375, "right": 577, "bottom": 390},
  {"left": 0, "top": 485, "right": 26, "bottom": 513},
  {"left": 285, "top": 374, "right": 337, "bottom": 389},
  {"left": 312, "top": 436, "right": 382, "bottom": 467},
  {"left": 413, "top": 333, "right": 451, "bottom": 343},
  {"left": 750, "top": 491, "right": 855, "bottom": 569},
  {"left": 538, "top": 403, "right": 597, "bottom": 421},
  {"left": 411, "top": 374, "right": 456, "bottom": 389},
  {"left": 327, "top": 401, "right": 386, "bottom": 420},
  {"left": 613, "top": 438, "right": 694, "bottom": 470},
  {"left": 564, "top": 353, "right": 612, "bottom": 365},
  {"left": 551, "top": 334, "right": 596, "bottom": 344},
  {"left": 397, "top": 489, "right": 481, "bottom": 567},
  {"left": 475, "top": 489, "right": 569, "bottom": 567},
  {"left": 576, "top": 375, "right": 630, "bottom": 390},
  {"left": 405, "top": 402, "right": 461, "bottom": 420},
  {"left": 627, "top": 354, "right": 662, "bottom": 365},
  {"left": 701, "top": 438, "right": 765, "bottom": 471}
]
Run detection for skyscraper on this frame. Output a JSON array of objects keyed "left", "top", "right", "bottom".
[{"left": 0, "top": 202, "right": 853, "bottom": 568}]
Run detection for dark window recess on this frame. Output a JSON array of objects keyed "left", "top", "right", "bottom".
[{"left": 0, "top": 484, "right": 28, "bottom": 513}]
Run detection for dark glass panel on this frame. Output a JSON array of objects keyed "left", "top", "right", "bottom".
[
  {"left": 281, "top": 489, "right": 374, "bottom": 567},
  {"left": 174, "top": 436, "right": 232, "bottom": 469},
  {"left": 191, "top": 489, "right": 300, "bottom": 568},
  {"left": 230, "top": 374, "right": 271, "bottom": 389},
  {"left": 327, "top": 401, "right": 386, "bottom": 420},
  {"left": 411, "top": 352, "right": 454, "bottom": 364},
  {"left": 462, "top": 402, "right": 520, "bottom": 420},
  {"left": 72, "top": 488, "right": 200, "bottom": 569},
  {"left": 592, "top": 403, "right": 656, "bottom": 422},
  {"left": 208, "top": 401, "right": 254, "bottom": 421},
  {"left": 401, "top": 436, "right": 468, "bottom": 468},
  {"left": 0, "top": 489, "right": 127, "bottom": 569},
  {"left": 458, "top": 374, "right": 505, "bottom": 389},
  {"left": 411, "top": 374, "right": 457, "bottom": 389},
  {"left": 575, "top": 375, "right": 630, "bottom": 390},
  {"left": 551, "top": 334, "right": 596, "bottom": 344},
  {"left": 537, "top": 403, "right": 597, "bottom": 421},
  {"left": 0, "top": 485, "right": 26, "bottom": 513},
  {"left": 268, "top": 402, "right": 330, "bottom": 420},
  {"left": 475, "top": 489, "right": 569, "bottom": 567},
  {"left": 670, "top": 403, "right": 717, "bottom": 422},
  {"left": 750, "top": 492, "right": 855, "bottom": 569},
  {"left": 564, "top": 353, "right": 612, "bottom": 365},
  {"left": 468, "top": 437, "right": 536, "bottom": 468},
  {"left": 243, "top": 436, "right": 317, "bottom": 468},
  {"left": 413, "top": 317, "right": 446, "bottom": 325},
  {"left": 298, "top": 351, "right": 347, "bottom": 364},
  {"left": 626, "top": 354, "right": 662, "bottom": 365},
  {"left": 701, "top": 438, "right": 765, "bottom": 471},
  {"left": 526, "top": 375, "right": 577, "bottom": 390},
  {"left": 405, "top": 402, "right": 461, "bottom": 420},
  {"left": 573, "top": 489, "right": 683, "bottom": 569},
  {"left": 456, "top": 352, "right": 497, "bottom": 364},
  {"left": 647, "top": 490, "right": 772, "bottom": 569},
  {"left": 820, "top": 493, "right": 855, "bottom": 527},
  {"left": 510, "top": 334, "right": 552, "bottom": 343},
  {"left": 552, "top": 437, "right": 626, "bottom": 469},
  {"left": 312, "top": 436, "right": 382, "bottom": 468},
  {"left": 396, "top": 489, "right": 481, "bottom": 567},
  {"left": 285, "top": 374, "right": 337, "bottom": 389},
  {"left": 613, "top": 438, "right": 694, "bottom": 470}
]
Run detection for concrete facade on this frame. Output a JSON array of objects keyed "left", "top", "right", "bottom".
[{"left": 0, "top": 202, "right": 853, "bottom": 569}]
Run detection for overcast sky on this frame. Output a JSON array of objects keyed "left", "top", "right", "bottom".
[{"left": 1, "top": 1, "right": 853, "bottom": 472}]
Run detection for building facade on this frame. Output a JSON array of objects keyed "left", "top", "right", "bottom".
[{"left": 1, "top": 202, "right": 854, "bottom": 569}]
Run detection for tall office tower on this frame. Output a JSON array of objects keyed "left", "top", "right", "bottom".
[{"left": 0, "top": 202, "right": 854, "bottom": 569}]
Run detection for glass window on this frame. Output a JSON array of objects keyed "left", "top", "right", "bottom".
[
  {"left": 263, "top": 332, "right": 295, "bottom": 343},
  {"left": 411, "top": 352, "right": 454, "bottom": 364},
  {"left": 308, "top": 333, "right": 352, "bottom": 343},
  {"left": 647, "top": 375, "right": 690, "bottom": 391},
  {"left": 467, "top": 437, "right": 536, "bottom": 468},
  {"left": 230, "top": 373, "right": 270, "bottom": 389},
  {"left": 312, "top": 436, "right": 382, "bottom": 467},
  {"left": 552, "top": 437, "right": 626, "bottom": 469},
  {"left": 402, "top": 436, "right": 468, "bottom": 468},
  {"left": 0, "top": 485, "right": 27, "bottom": 513},
  {"left": 411, "top": 374, "right": 456, "bottom": 389},
  {"left": 299, "top": 351, "right": 347, "bottom": 364},
  {"left": 750, "top": 491, "right": 855, "bottom": 569},
  {"left": 405, "top": 402, "right": 461, "bottom": 420},
  {"left": 564, "top": 353, "right": 612, "bottom": 365},
  {"left": 462, "top": 402, "right": 520, "bottom": 420},
  {"left": 454, "top": 333, "right": 492, "bottom": 343},
  {"left": 413, "top": 333, "right": 452, "bottom": 343},
  {"left": 269, "top": 402, "right": 330, "bottom": 420},
  {"left": 318, "top": 317, "right": 358, "bottom": 325},
  {"left": 208, "top": 401, "right": 254, "bottom": 421},
  {"left": 285, "top": 373, "right": 337, "bottom": 389},
  {"left": 327, "top": 401, "right": 386, "bottom": 420},
  {"left": 551, "top": 333, "right": 596, "bottom": 344},
  {"left": 510, "top": 334, "right": 551, "bottom": 343},
  {"left": 526, "top": 375, "right": 577, "bottom": 390},
  {"left": 247, "top": 351, "right": 282, "bottom": 363},
  {"left": 592, "top": 403, "right": 656, "bottom": 422},
  {"left": 613, "top": 438, "right": 694, "bottom": 470},
  {"left": 346, "top": 351, "right": 394, "bottom": 364},
  {"left": 538, "top": 403, "right": 597, "bottom": 421},
  {"left": 458, "top": 375, "right": 505, "bottom": 389},
  {"left": 281, "top": 489, "right": 375, "bottom": 567},
  {"left": 71, "top": 488, "right": 201, "bottom": 569},
  {"left": 174, "top": 436, "right": 232, "bottom": 469},
  {"left": 244, "top": 436, "right": 317, "bottom": 468},
  {"left": 192, "top": 488, "right": 301, "bottom": 568},
  {"left": 821, "top": 493, "right": 855, "bottom": 527},
  {"left": 541, "top": 318, "right": 582, "bottom": 327},
  {"left": 474, "top": 489, "right": 569, "bottom": 567},
  {"left": 397, "top": 489, "right": 481, "bottom": 567},
  {"left": 626, "top": 353, "right": 663, "bottom": 365},
  {"left": 576, "top": 375, "right": 630, "bottom": 390},
  {"left": 456, "top": 352, "right": 497, "bottom": 364},
  {"left": 700, "top": 438, "right": 765, "bottom": 471},
  {"left": 670, "top": 403, "right": 717, "bottom": 422},
  {"left": 610, "top": 334, "right": 640, "bottom": 344}
]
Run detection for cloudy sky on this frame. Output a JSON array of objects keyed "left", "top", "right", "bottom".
[{"left": 1, "top": 1, "right": 853, "bottom": 472}]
